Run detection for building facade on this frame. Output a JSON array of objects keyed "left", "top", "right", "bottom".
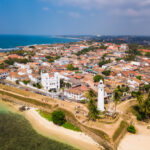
[
  {"left": 41, "top": 72, "right": 60, "bottom": 91},
  {"left": 0, "top": 69, "right": 9, "bottom": 80}
]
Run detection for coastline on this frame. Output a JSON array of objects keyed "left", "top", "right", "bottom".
[
  {"left": 23, "top": 108, "right": 101, "bottom": 150},
  {"left": 0, "top": 100, "right": 100, "bottom": 150},
  {"left": 0, "top": 35, "right": 80, "bottom": 51}
]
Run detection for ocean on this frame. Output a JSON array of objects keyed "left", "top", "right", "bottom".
[{"left": 0, "top": 35, "right": 79, "bottom": 50}]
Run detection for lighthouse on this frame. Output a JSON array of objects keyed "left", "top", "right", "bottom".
[{"left": 98, "top": 80, "right": 105, "bottom": 112}]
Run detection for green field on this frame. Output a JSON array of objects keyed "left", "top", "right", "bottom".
[
  {"left": 62, "top": 122, "right": 81, "bottom": 132},
  {"left": 37, "top": 110, "right": 53, "bottom": 121},
  {"left": 37, "top": 110, "right": 81, "bottom": 132}
]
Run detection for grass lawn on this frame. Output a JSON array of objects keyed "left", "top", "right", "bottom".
[
  {"left": 37, "top": 110, "right": 52, "bottom": 121},
  {"left": 62, "top": 122, "right": 81, "bottom": 132},
  {"left": 37, "top": 110, "right": 81, "bottom": 132}
]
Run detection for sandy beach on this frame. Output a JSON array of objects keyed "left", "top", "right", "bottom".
[
  {"left": 23, "top": 108, "right": 101, "bottom": 150},
  {"left": 118, "top": 124, "right": 150, "bottom": 150}
]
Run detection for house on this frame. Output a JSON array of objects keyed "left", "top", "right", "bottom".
[
  {"left": 131, "top": 61, "right": 140, "bottom": 66},
  {"left": 6, "top": 72, "right": 20, "bottom": 82},
  {"left": 28, "top": 74, "right": 41, "bottom": 83},
  {"left": 0, "top": 69, "right": 9, "bottom": 80},
  {"left": 8, "top": 54, "right": 21, "bottom": 59},
  {"left": 54, "top": 57, "right": 69, "bottom": 66},
  {"left": 18, "top": 68, "right": 32, "bottom": 76},
  {"left": 14, "top": 63, "right": 30, "bottom": 69},
  {"left": 64, "top": 85, "right": 89, "bottom": 101},
  {"left": 64, "top": 88, "right": 84, "bottom": 101}
]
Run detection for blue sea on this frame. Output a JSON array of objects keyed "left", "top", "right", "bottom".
[{"left": 0, "top": 35, "right": 79, "bottom": 51}]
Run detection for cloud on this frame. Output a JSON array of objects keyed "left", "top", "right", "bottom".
[
  {"left": 40, "top": 0, "right": 150, "bottom": 18},
  {"left": 41, "top": 0, "right": 149, "bottom": 8},
  {"left": 68, "top": 12, "right": 81, "bottom": 18},
  {"left": 112, "top": 8, "right": 150, "bottom": 17}
]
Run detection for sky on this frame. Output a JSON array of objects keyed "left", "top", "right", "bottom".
[{"left": 0, "top": 0, "right": 150, "bottom": 35}]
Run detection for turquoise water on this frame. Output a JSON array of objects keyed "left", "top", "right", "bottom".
[{"left": 0, "top": 35, "right": 79, "bottom": 50}]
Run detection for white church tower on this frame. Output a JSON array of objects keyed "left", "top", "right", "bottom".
[{"left": 98, "top": 80, "right": 105, "bottom": 112}]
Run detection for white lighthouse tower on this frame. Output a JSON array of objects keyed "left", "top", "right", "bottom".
[{"left": 98, "top": 80, "right": 105, "bottom": 111}]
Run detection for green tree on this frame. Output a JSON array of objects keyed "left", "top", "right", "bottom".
[
  {"left": 88, "top": 98, "right": 99, "bottom": 121},
  {"left": 86, "top": 89, "right": 97, "bottom": 100},
  {"left": 99, "top": 44, "right": 108, "bottom": 50},
  {"left": 52, "top": 111, "right": 66, "bottom": 126},
  {"left": 66, "top": 64, "right": 78, "bottom": 71},
  {"left": 98, "top": 59, "right": 111, "bottom": 67},
  {"left": 136, "top": 76, "right": 142, "bottom": 80},
  {"left": 102, "top": 70, "right": 111, "bottom": 76},
  {"left": 124, "top": 54, "right": 135, "bottom": 61},
  {"left": 113, "top": 88, "right": 123, "bottom": 111},
  {"left": 93, "top": 75, "right": 104, "bottom": 82},
  {"left": 145, "top": 52, "right": 150, "bottom": 58},
  {"left": 66, "top": 83, "right": 71, "bottom": 88},
  {"left": 0, "top": 63, "right": 5, "bottom": 69},
  {"left": 23, "top": 80, "right": 30, "bottom": 85},
  {"left": 141, "top": 92, "right": 150, "bottom": 118}
]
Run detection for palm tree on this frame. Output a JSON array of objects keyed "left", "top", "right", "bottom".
[
  {"left": 86, "top": 89, "right": 98, "bottom": 121},
  {"left": 88, "top": 98, "right": 99, "bottom": 121},
  {"left": 85, "top": 89, "right": 97, "bottom": 100},
  {"left": 113, "top": 88, "right": 122, "bottom": 112},
  {"left": 141, "top": 92, "right": 150, "bottom": 118}
]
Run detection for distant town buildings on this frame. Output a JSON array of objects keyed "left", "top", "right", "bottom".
[{"left": 0, "top": 40, "right": 149, "bottom": 104}]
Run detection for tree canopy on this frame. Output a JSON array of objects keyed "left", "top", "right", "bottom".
[
  {"left": 52, "top": 111, "right": 66, "bottom": 126},
  {"left": 93, "top": 75, "right": 104, "bottom": 82}
]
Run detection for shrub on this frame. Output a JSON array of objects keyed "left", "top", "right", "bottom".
[
  {"left": 136, "top": 113, "right": 143, "bottom": 121},
  {"left": 127, "top": 125, "right": 136, "bottom": 134},
  {"left": 80, "top": 99, "right": 87, "bottom": 104},
  {"left": 52, "top": 111, "right": 66, "bottom": 126},
  {"left": 147, "top": 126, "right": 150, "bottom": 129}
]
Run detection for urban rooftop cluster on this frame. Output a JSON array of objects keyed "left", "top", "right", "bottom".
[{"left": 0, "top": 40, "right": 149, "bottom": 104}]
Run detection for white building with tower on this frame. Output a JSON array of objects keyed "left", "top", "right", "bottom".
[
  {"left": 41, "top": 72, "right": 60, "bottom": 91},
  {"left": 97, "top": 80, "right": 105, "bottom": 112}
]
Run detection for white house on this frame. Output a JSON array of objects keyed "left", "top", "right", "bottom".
[
  {"left": 64, "top": 88, "right": 85, "bottom": 101},
  {"left": 54, "top": 57, "right": 69, "bottom": 66},
  {"left": 0, "top": 69, "right": 9, "bottom": 80},
  {"left": 14, "top": 63, "right": 30, "bottom": 69},
  {"left": 6, "top": 72, "right": 19, "bottom": 82},
  {"left": 120, "top": 44, "right": 128, "bottom": 51},
  {"left": 18, "top": 68, "right": 32, "bottom": 76},
  {"left": 41, "top": 72, "right": 60, "bottom": 91},
  {"left": 28, "top": 74, "right": 40, "bottom": 83},
  {"left": 131, "top": 61, "right": 140, "bottom": 66}
]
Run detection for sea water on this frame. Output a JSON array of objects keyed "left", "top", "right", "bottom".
[{"left": 0, "top": 35, "right": 79, "bottom": 50}]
